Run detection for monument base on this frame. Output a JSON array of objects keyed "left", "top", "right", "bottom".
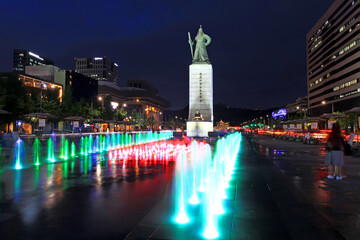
[{"left": 186, "top": 121, "right": 213, "bottom": 137}]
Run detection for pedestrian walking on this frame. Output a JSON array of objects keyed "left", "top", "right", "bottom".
[{"left": 326, "top": 122, "right": 345, "bottom": 180}]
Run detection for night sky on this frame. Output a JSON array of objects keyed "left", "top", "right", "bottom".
[{"left": 0, "top": 0, "right": 333, "bottom": 109}]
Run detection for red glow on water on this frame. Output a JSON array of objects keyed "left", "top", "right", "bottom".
[{"left": 107, "top": 139, "right": 189, "bottom": 166}]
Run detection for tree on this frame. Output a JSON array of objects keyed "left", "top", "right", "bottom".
[
  {"left": 101, "top": 95, "right": 114, "bottom": 120},
  {"left": 147, "top": 115, "right": 156, "bottom": 130},
  {"left": 61, "top": 87, "right": 73, "bottom": 117},
  {"left": 131, "top": 109, "right": 142, "bottom": 128},
  {"left": 337, "top": 113, "right": 356, "bottom": 131},
  {"left": 42, "top": 88, "right": 61, "bottom": 116},
  {"left": 114, "top": 107, "right": 127, "bottom": 121},
  {"left": 0, "top": 73, "right": 28, "bottom": 126}
]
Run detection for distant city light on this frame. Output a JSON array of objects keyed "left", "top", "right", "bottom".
[
  {"left": 98, "top": 97, "right": 102, "bottom": 101},
  {"left": 29, "top": 52, "right": 44, "bottom": 61},
  {"left": 114, "top": 63, "right": 118, "bottom": 67}
]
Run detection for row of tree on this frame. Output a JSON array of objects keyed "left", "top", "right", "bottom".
[{"left": 0, "top": 74, "right": 160, "bottom": 130}]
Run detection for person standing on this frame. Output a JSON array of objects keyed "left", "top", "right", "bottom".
[
  {"left": 326, "top": 122, "right": 345, "bottom": 180},
  {"left": 324, "top": 139, "right": 334, "bottom": 179}
]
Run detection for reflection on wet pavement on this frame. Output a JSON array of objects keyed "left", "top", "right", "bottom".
[
  {"left": 252, "top": 134, "right": 360, "bottom": 239},
  {"left": 0, "top": 152, "right": 175, "bottom": 239}
]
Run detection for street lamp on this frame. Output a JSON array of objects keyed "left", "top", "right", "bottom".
[
  {"left": 98, "top": 96, "right": 104, "bottom": 108},
  {"left": 322, "top": 100, "right": 334, "bottom": 112}
]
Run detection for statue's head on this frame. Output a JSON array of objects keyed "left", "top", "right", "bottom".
[{"left": 197, "top": 25, "right": 204, "bottom": 36}]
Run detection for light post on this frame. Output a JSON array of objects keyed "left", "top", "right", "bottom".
[
  {"left": 322, "top": 100, "right": 334, "bottom": 113},
  {"left": 98, "top": 96, "right": 104, "bottom": 108}
]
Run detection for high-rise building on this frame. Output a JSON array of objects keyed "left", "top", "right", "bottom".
[
  {"left": 75, "top": 57, "right": 119, "bottom": 85},
  {"left": 307, "top": 0, "right": 360, "bottom": 116},
  {"left": 13, "top": 49, "right": 54, "bottom": 73}
]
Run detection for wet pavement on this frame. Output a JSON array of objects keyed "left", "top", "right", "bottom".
[
  {"left": 125, "top": 136, "right": 343, "bottom": 240},
  {"left": 0, "top": 154, "right": 175, "bottom": 239},
  {"left": 0, "top": 135, "right": 355, "bottom": 239},
  {"left": 251, "top": 134, "right": 360, "bottom": 239}
]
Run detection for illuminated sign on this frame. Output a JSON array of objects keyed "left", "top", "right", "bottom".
[
  {"left": 94, "top": 57, "right": 102, "bottom": 60},
  {"left": 39, "top": 119, "right": 45, "bottom": 127},
  {"left": 311, "top": 122, "right": 318, "bottom": 129},
  {"left": 29, "top": 52, "right": 44, "bottom": 61},
  {"left": 272, "top": 109, "right": 287, "bottom": 120}
]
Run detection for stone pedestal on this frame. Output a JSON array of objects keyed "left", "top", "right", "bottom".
[
  {"left": 187, "top": 63, "right": 213, "bottom": 137},
  {"left": 186, "top": 121, "right": 213, "bottom": 137}
]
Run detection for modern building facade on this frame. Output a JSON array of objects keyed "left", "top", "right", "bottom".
[
  {"left": 13, "top": 49, "right": 54, "bottom": 73},
  {"left": 97, "top": 79, "right": 170, "bottom": 129},
  {"left": 307, "top": 0, "right": 360, "bottom": 116},
  {"left": 18, "top": 73, "right": 63, "bottom": 101},
  {"left": 25, "top": 65, "right": 98, "bottom": 102},
  {"left": 64, "top": 71, "right": 98, "bottom": 102},
  {"left": 75, "top": 57, "right": 119, "bottom": 85},
  {"left": 25, "top": 65, "right": 61, "bottom": 82}
]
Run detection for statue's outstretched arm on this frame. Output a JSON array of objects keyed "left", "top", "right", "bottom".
[{"left": 204, "top": 35, "right": 211, "bottom": 46}]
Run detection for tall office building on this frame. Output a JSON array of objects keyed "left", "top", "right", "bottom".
[
  {"left": 13, "top": 49, "right": 54, "bottom": 73},
  {"left": 307, "top": 0, "right": 360, "bottom": 115},
  {"left": 75, "top": 57, "right": 119, "bottom": 85}
]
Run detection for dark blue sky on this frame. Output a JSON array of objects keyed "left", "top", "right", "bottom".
[{"left": 0, "top": 0, "right": 333, "bottom": 109}]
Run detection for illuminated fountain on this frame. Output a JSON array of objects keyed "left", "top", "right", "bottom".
[
  {"left": 95, "top": 135, "right": 100, "bottom": 153},
  {"left": 106, "top": 134, "right": 110, "bottom": 151},
  {"left": 8, "top": 130, "right": 173, "bottom": 171},
  {"left": 47, "top": 137, "right": 55, "bottom": 163},
  {"left": 171, "top": 133, "right": 242, "bottom": 239},
  {"left": 14, "top": 138, "right": 24, "bottom": 170},
  {"left": 80, "top": 136, "right": 85, "bottom": 155},
  {"left": 188, "top": 140, "right": 200, "bottom": 205},
  {"left": 84, "top": 136, "right": 89, "bottom": 156},
  {"left": 64, "top": 139, "right": 69, "bottom": 160},
  {"left": 89, "top": 134, "right": 93, "bottom": 153},
  {"left": 111, "top": 132, "right": 116, "bottom": 150},
  {"left": 60, "top": 135, "right": 65, "bottom": 159},
  {"left": 174, "top": 150, "right": 190, "bottom": 224},
  {"left": 33, "top": 137, "right": 41, "bottom": 166},
  {"left": 71, "top": 141, "right": 76, "bottom": 158}
]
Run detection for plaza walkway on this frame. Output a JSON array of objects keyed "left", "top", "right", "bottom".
[
  {"left": 125, "top": 135, "right": 344, "bottom": 240},
  {"left": 0, "top": 134, "right": 356, "bottom": 239},
  {"left": 250, "top": 134, "right": 360, "bottom": 239}
]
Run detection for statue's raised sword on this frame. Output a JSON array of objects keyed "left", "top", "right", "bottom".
[{"left": 188, "top": 32, "right": 193, "bottom": 59}]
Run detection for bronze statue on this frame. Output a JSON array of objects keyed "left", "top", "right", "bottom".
[{"left": 188, "top": 25, "right": 211, "bottom": 63}]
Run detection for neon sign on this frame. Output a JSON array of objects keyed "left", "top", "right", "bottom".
[{"left": 272, "top": 109, "right": 287, "bottom": 120}]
